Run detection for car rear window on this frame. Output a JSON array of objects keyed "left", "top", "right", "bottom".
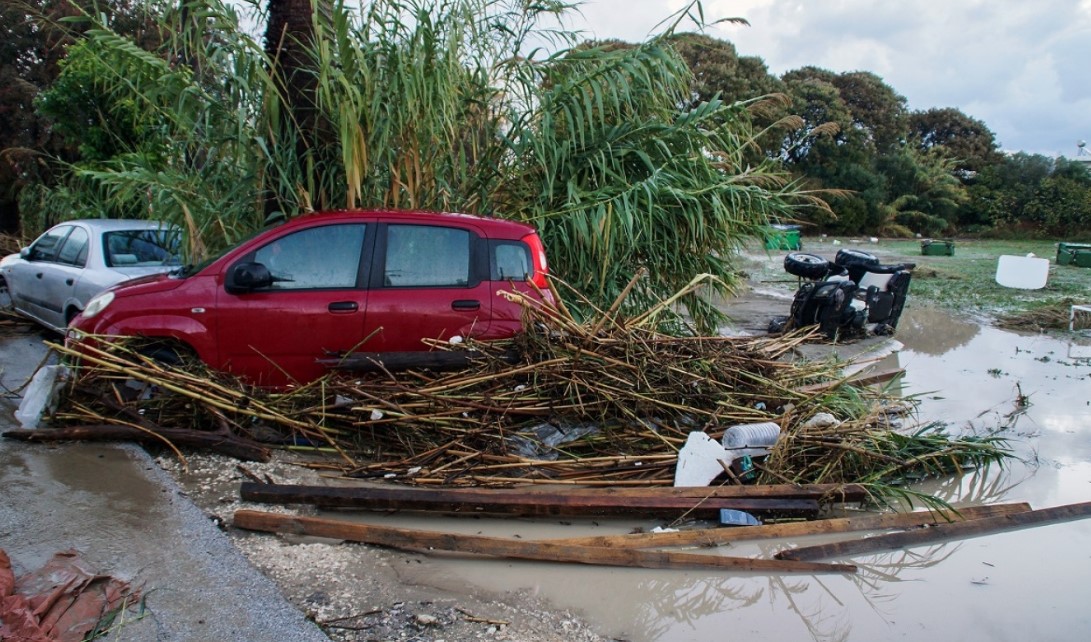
[
  {"left": 384, "top": 225, "right": 471, "bottom": 287},
  {"left": 491, "top": 241, "right": 532, "bottom": 281},
  {"left": 105, "top": 229, "right": 182, "bottom": 268},
  {"left": 56, "top": 226, "right": 89, "bottom": 267}
]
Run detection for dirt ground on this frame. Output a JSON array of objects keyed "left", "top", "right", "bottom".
[{"left": 155, "top": 450, "right": 612, "bottom": 642}]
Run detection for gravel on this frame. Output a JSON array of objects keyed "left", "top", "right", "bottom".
[{"left": 156, "top": 451, "right": 612, "bottom": 642}]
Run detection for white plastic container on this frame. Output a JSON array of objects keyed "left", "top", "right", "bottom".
[{"left": 722, "top": 422, "right": 781, "bottom": 450}]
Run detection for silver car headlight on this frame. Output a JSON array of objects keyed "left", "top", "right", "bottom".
[{"left": 82, "top": 291, "right": 115, "bottom": 319}]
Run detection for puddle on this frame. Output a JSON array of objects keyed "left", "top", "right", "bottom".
[{"left": 363, "top": 305, "right": 1091, "bottom": 641}]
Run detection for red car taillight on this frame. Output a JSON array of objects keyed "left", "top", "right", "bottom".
[{"left": 521, "top": 232, "right": 550, "bottom": 290}]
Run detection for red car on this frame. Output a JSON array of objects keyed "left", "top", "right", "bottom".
[{"left": 68, "top": 210, "right": 552, "bottom": 385}]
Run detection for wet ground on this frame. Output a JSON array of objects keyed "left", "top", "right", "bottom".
[
  {"left": 4, "top": 279, "right": 1091, "bottom": 641},
  {"left": 0, "top": 331, "right": 329, "bottom": 641}
]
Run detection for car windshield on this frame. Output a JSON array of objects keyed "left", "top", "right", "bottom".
[{"left": 104, "top": 229, "right": 182, "bottom": 268}]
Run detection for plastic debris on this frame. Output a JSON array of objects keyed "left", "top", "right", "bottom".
[
  {"left": 674, "top": 432, "right": 731, "bottom": 487},
  {"left": 719, "top": 509, "right": 762, "bottom": 527},
  {"left": 14, "top": 365, "right": 69, "bottom": 429}
]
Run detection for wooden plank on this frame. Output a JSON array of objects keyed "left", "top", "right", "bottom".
[
  {"left": 547, "top": 503, "right": 1031, "bottom": 549},
  {"left": 776, "top": 500, "right": 1091, "bottom": 562},
  {"left": 239, "top": 482, "right": 819, "bottom": 518},
  {"left": 522, "top": 483, "right": 869, "bottom": 502},
  {"left": 232, "top": 509, "right": 856, "bottom": 574},
  {"left": 795, "top": 368, "right": 905, "bottom": 394}
]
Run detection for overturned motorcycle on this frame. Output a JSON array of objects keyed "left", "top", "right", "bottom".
[{"left": 769, "top": 249, "right": 916, "bottom": 339}]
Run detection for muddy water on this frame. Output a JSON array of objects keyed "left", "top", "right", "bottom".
[{"left": 361, "top": 306, "right": 1091, "bottom": 641}]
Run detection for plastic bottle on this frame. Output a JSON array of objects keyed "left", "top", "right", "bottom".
[{"left": 722, "top": 421, "right": 781, "bottom": 450}]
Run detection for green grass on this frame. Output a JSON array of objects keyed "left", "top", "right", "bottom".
[{"left": 743, "top": 237, "right": 1091, "bottom": 320}]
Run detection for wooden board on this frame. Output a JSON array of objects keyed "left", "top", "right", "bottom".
[
  {"left": 548, "top": 503, "right": 1031, "bottom": 549},
  {"left": 239, "top": 482, "right": 820, "bottom": 518},
  {"left": 776, "top": 500, "right": 1091, "bottom": 561},
  {"left": 232, "top": 509, "right": 856, "bottom": 574}
]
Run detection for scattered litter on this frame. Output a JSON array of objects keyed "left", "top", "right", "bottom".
[
  {"left": 448, "top": 335, "right": 463, "bottom": 345},
  {"left": 0, "top": 548, "right": 141, "bottom": 642},
  {"left": 650, "top": 526, "right": 680, "bottom": 533},
  {"left": 802, "top": 413, "right": 842, "bottom": 429},
  {"left": 506, "top": 421, "right": 600, "bottom": 460},
  {"left": 369, "top": 409, "right": 384, "bottom": 421},
  {"left": 719, "top": 509, "right": 761, "bottom": 527},
  {"left": 674, "top": 432, "right": 730, "bottom": 487},
  {"left": 14, "top": 365, "right": 68, "bottom": 429}
]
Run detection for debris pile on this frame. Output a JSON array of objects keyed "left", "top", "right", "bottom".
[
  {"left": 10, "top": 281, "right": 1008, "bottom": 507},
  {"left": 0, "top": 549, "right": 142, "bottom": 642}
]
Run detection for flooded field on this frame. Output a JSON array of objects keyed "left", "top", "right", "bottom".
[{"left": 362, "top": 304, "right": 1091, "bottom": 641}]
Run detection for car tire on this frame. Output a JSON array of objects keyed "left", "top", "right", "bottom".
[
  {"left": 784, "top": 253, "right": 831, "bottom": 280},
  {"left": 834, "top": 249, "right": 879, "bottom": 270}
]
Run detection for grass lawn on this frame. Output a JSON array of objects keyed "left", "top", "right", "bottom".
[{"left": 744, "top": 236, "right": 1091, "bottom": 321}]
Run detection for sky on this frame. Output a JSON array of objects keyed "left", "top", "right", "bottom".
[{"left": 566, "top": 0, "right": 1091, "bottom": 158}]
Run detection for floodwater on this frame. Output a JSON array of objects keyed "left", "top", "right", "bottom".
[
  {"left": 362, "top": 304, "right": 1091, "bottom": 642},
  {"left": 5, "top": 301, "right": 1091, "bottom": 641}
]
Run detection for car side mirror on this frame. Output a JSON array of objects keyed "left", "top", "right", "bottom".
[
  {"left": 227, "top": 261, "right": 274, "bottom": 293},
  {"left": 20, "top": 247, "right": 30, "bottom": 259}
]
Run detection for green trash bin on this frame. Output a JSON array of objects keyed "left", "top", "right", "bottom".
[
  {"left": 764, "top": 224, "right": 801, "bottom": 251},
  {"left": 1058, "top": 242, "right": 1091, "bottom": 265},
  {"left": 921, "top": 239, "right": 955, "bottom": 256},
  {"left": 1074, "top": 249, "right": 1091, "bottom": 268}
]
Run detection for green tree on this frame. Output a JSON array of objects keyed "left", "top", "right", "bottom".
[
  {"left": 30, "top": 0, "right": 811, "bottom": 332},
  {"left": 830, "top": 71, "right": 907, "bottom": 153},
  {"left": 0, "top": 0, "right": 163, "bottom": 233},
  {"left": 909, "top": 107, "right": 1000, "bottom": 174}
]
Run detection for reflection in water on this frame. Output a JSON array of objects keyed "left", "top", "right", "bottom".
[
  {"left": 432, "top": 311, "right": 1091, "bottom": 642},
  {"left": 896, "top": 306, "right": 981, "bottom": 355}
]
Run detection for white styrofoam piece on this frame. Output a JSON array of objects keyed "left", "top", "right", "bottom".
[
  {"left": 995, "top": 255, "right": 1049, "bottom": 289},
  {"left": 674, "top": 431, "right": 731, "bottom": 487}
]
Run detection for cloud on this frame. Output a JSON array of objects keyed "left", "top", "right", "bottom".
[{"left": 570, "top": 0, "right": 1091, "bottom": 156}]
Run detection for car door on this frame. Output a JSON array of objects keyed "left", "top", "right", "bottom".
[
  {"left": 214, "top": 222, "right": 372, "bottom": 386},
  {"left": 361, "top": 222, "right": 492, "bottom": 352},
  {"left": 7, "top": 225, "right": 73, "bottom": 327},
  {"left": 38, "top": 224, "right": 91, "bottom": 328}
]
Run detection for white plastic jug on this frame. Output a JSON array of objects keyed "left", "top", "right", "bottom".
[{"left": 722, "top": 422, "right": 781, "bottom": 450}]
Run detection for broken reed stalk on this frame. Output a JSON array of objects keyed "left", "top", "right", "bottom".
[{"left": 48, "top": 281, "right": 1012, "bottom": 503}]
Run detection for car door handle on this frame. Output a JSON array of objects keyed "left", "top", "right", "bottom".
[
  {"left": 328, "top": 301, "right": 359, "bottom": 312},
  {"left": 451, "top": 299, "right": 481, "bottom": 311},
  {"left": 65, "top": 278, "right": 74, "bottom": 286},
  {"left": 36, "top": 273, "right": 43, "bottom": 279}
]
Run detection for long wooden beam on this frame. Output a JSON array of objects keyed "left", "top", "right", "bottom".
[
  {"left": 776, "top": 500, "right": 1091, "bottom": 562},
  {"left": 546, "top": 503, "right": 1031, "bottom": 549},
  {"left": 519, "top": 483, "right": 869, "bottom": 502},
  {"left": 232, "top": 509, "right": 856, "bottom": 574},
  {"left": 239, "top": 482, "right": 819, "bottom": 518}
]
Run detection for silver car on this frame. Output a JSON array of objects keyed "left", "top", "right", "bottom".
[{"left": 1, "top": 219, "right": 182, "bottom": 332}]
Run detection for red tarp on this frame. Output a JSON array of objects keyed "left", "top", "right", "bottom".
[{"left": 0, "top": 549, "right": 140, "bottom": 642}]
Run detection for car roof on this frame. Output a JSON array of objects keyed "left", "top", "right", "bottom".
[
  {"left": 285, "top": 209, "right": 539, "bottom": 238},
  {"left": 57, "top": 219, "right": 179, "bottom": 232}
]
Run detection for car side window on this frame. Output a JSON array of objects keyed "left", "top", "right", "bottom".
[
  {"left": 384, "top": 225, "right": 470, "bottom": 287},
  {"left": 253, "top": 224, "right": 366, "bottom": 290},
  {"left": 28, "top": 226, "right": 72, "bottom": 262},
  {"left": 55, "top": 226, "right": 89, "bottom": 267},
  {"left": 492, "top": 241, "right": 531, "bottom": 281}
]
